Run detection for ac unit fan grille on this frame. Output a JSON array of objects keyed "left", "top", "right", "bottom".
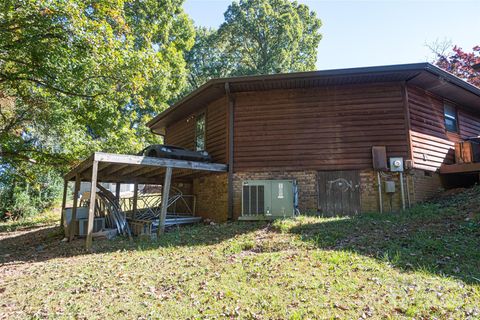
[{"left": 242, "top": 185, "right": 265, "bottom": 215}]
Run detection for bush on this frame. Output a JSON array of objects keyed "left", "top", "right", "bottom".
[{"left": 0, "top": 166, "right": 62, "bottom": 220}]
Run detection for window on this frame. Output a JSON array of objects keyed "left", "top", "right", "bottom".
[
  {"left": 444, "top": 103, "right": 458, "bottom": 132},
  {"left": 195, "top": 113, "right": 206, "bottom": 151}
]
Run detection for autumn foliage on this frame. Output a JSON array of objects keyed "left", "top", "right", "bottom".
[{"left": 435, "top": 46, "right": 480, "bottom": 87}]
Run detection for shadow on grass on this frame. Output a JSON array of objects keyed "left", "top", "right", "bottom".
[
  {"left": 0, "top": 221, "right": 268, "bottom": 265},
  {"left": 284, "top": 203, "right": 480, "bottom": 284}
]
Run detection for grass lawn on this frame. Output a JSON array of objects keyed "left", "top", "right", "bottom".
[{"left": 1, "top": 188, "right": 479, "bottom": 319}]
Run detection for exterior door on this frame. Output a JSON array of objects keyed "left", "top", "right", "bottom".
[{"left": 317, "top": 170, "right": 361, "bottom": 216}]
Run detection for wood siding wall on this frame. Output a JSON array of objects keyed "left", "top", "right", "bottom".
[
  {"left": 165, "top": 97, "right": 228, "bottom": 163},
  {"left": 233, "top": 84, "right": 409, "bottom": 172},
  {"left": 407, "top": 85, "right": 480, "bottom": 171}
]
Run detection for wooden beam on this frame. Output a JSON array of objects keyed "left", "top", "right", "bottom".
[
  {"left": 60, "top": 180, "right": 68, "bottom": 231},
  {"left": 133, "top": 183, "right": 138, "bottom": 217},
  {"left": 99, "top": 164, "right": 129, "bottom": 178},
  {"left": 69, "top": 175, "right": 81, "bottom": 241},
  {"left": 157, "top": 166, "right": 173, "bottom": 236},
  {"left": 131, "top": 166, "right": 162, "bottom": 178},
  {"left": 115, "top": 182, "right": 121, "bottom": 201},
  {"left": 440, "top": 162, "right": 480, "bottom": 174},
  {"left": 115, "top": 165, "right": 145, "bottom": 177},
  {"left": 93, "top": 152, "right": 227, "bottom": 172},
  {"left": 86, "top": 161, "right": 98, "bottom": 249},
  {"left": 64, "top": 154, "right": 94, "bottom": 181}
]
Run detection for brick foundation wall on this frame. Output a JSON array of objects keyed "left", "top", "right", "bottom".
[
  {"left": 193, "top": 173, "right": 228, "bottom": 222},
  {"left": 232, "top": 171, "right": 318, "bottom": 218},
  {"left": 360, "top": 169, "right": 443, "bottom": 213},
  {"left": 409, "top": 169, "right": 443, "bottom": 203},
  {"left": 360, "top": 170, "right": 405, "bottom": 213},
  {"left": 231, "top": 168, "right": 444, "bottom": 219}
]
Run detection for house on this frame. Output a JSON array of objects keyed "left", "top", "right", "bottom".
[{"left": 146, "top": 63, "right": 480, "bottom": 221}]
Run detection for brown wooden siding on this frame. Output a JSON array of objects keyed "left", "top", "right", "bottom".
[
  {"left": 165, "top": 114, "right": 195, "bottom": 150},
  {"left": 233, "top": 84, "right": 409, "bottom": 171},
  {"left": 164, "top": 97, "right": 227, "bottom": 163},
  {"left": 407, "top": 85, "right": 480, "bottom": 171},
  {"left": 206, "top": 97, "right": 228, "bottom": 163}
]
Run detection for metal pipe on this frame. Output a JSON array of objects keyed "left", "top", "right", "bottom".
[
  {"left": 405, "top": 173, "right": 411, "bottom": 208},
  {"left": 399, "top": 172, "right": 406, "bottom": 211},
  {"left": 377, "top": 171, "right": 383, "bottom": 213}
]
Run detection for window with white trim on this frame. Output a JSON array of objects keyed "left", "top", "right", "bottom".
[{"left": 444, "top": 103, "right": 458, "bottom": 133}]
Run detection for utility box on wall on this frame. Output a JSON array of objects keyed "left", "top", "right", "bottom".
[{"left": 241, "top": 180, "right": 294, "bottom": 219}]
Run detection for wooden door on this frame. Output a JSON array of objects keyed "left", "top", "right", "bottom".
[{"left": 317, "top": 170, "right": 361, "bottom": 216}]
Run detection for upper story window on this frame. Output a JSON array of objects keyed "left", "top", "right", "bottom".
[
  {"left": 444, "top": 103, "right": 458, "bottom": 133},
  {"left": 195, "top": 112, "right": 206, "bottom": 151}
]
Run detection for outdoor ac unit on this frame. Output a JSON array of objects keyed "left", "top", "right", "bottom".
[
  {"left": 77, "top": 218, "right": 105, "bottom": 236},
  {"left": 242, "top": 180, "right": 294, "bottom": 217}
]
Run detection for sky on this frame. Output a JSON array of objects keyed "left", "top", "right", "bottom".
[{"left": 183, "top": 0, "right": 479, "bottom": 70}]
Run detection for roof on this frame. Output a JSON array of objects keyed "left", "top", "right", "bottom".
[
  {"left": 64, "top": 152, "right": 228, "bottom": 184},
  {"left": 147, "top": 62, "right": 480, "bottom": 135}
]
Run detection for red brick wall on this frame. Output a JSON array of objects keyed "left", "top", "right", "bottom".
[
  {"left": 229, "top": 168, "right": 443, "bottom": 219},
  {"left": 232, "top": 171, "right": 318, "bottom": 218}
]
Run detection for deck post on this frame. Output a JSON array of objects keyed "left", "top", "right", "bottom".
[
  {"left": 115, "top": 182, "right": 121, "bottom": 200},
  {"left": 60, "top": 179, "right": 68, "bottom": 231},
  {"left": 86, "top": 161, "right": 98, "bottom": 249},
  {"left": 158, "top": 166, "right": 173, "bottom": 236},
  {"left": 69, "top": 175, "right": 81, "bottom": 241},
  {"left": 133, "top": 183, "right": 138, "bottom": 217}
]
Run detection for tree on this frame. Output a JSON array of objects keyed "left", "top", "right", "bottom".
[
  {"left": 0, "top": 0, "right": 194, "bottom": 218},
  {"left": 184, "top": 0, "right": 322, "bottom": 91},
  {"left": 219, "top": 0, "right": 322, "bottom": 75},
  {"left": 431, "top": 43, "right": 480, "bottom": 87},
  {"left": 184, "top": 27, "right": 233, "bottom": 90}
]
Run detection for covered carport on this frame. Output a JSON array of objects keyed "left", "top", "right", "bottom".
[{"left": 61, "top": 152, "right": 228, "bottom": 249}]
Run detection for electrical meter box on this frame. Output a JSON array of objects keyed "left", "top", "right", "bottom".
[
  {"left": 241, "top": 180, "right": 294, "bottom": 218},
  {"left": 389, "top": 157, "right": 404, "bottom": 172}
]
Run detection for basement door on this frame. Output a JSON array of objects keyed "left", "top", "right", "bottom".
[{"left": 317, "top": 170, "right": 361, "bottom": 216}]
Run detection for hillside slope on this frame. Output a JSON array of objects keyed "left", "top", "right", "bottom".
[{"left": 1, "top": 187, "right": 479, "bottom": 319}]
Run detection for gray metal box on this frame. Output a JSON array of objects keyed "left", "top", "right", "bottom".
[
  {"left": 78, "top": 218, "right": 105, "bottom": 236},
  {"left": 242, "top": 180, "right": 294, "bottom": 217},
  {"left": 385, "top": 181, "right": 396, "bottom": 193}
]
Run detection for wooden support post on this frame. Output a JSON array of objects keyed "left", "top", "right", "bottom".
[
  {"left": 158, "top": 166, "right": 172, "bottom": 236},
  {"left": 133, "top": 183, "right": 138, "bottom": 217},
  {"left": 60, "top": 179, "right": 68, "bottom": 231},
  {"left": 115, "top": 182, "right": 121, "bottom": 200},
  {"left": 69, "top": 175, "right": 81, "bottom": 241},
  {"left": 86, "top": 161, "right": 98, "bottom": 249}
]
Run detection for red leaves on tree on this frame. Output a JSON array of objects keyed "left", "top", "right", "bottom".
[{"left": 435, "top": 46, "right": 480, "bottom": 88}]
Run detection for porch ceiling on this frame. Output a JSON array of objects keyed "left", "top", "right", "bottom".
[{"left": 64, "top": 152, "right": 228, "bottom": 184}]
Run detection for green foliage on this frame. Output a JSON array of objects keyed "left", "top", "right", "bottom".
[
  {"left": 184, "top": 27, "right": 233, "bottom": 89},
  {"left": 0, "top": 165, "right": 62, "bottom": 220},
  {"left": 185, "top": 0, "right": 322, "bottom": 91},
  {"left": 0, "top": 0, "right": 194, "bottom": 218}
]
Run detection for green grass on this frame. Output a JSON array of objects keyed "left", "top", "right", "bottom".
[
  {"left": 1, "top": 188, "right": 480, "bottom": 319},
  {"left": 0, "top": 207, "right": 60, "bottom": 232}
]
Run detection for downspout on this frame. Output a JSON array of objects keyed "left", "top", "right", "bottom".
[
  {"left": 225, "top": 82, "right": 234, "bottom": 220},
  {"left": 401, "top": 82, "right": 413, "bottom": 209}
]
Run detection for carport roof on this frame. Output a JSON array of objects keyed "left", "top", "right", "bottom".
[
  {"left": 64, "top": 152, "right": 228, "bottom": 184},
  {"left": 147, "top": 62, "right": 480, "bottom": 135}
]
